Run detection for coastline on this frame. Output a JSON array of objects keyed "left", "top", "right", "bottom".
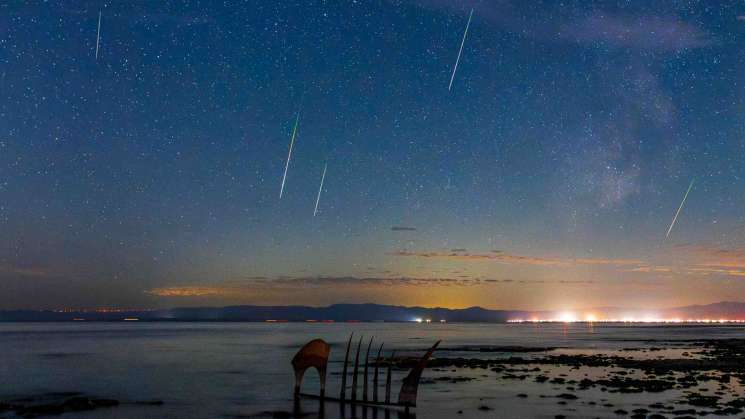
[{"left": 3, "top": 323, "right": 745, "bottom": 418}]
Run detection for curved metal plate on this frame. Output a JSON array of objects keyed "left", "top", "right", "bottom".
[{"left": 397, "top": 340, "right": 440, "bottom": 407}]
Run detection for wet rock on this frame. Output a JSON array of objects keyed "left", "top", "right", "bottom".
[
  {"left": 671, "top": 409, "right": 696, "bottom": 415},
  {"left": 433, "top": 376, "right": 474, "bottom": 383},
  {"left": 685, "top": 394, "right": 720, "bottom": 408},
  {"left": 253, "top": 411, "right": 312, "bottom": 419},
  {"left": 727, "top": 398, "right": 745, "bottom": 408},
  {"left": 42, "top": 392, "right": 83, "bottom": 398},
  {"left": 441, "top": 345, "right": 560, "bottom": 353},
  {"left": 422, "top": 339, "right": 745, "bottom": 375},
  {"left": 13, "top": 397, "right": 121, "bottom": 417},
  {"left": 582, "top": 376, "right": 677, "bottom": 393},
  {"left": 712, "top": 407, "right": 742, "bottom": 415},
  {"left": 92, "top": 399, "right": 119, "bottom": 407},
  {"left": 0, "top": 403, "right": 19, "bottom": 412},
  {"left": 556, "top": 393, "right": 578, "bottom": 400},
  {"left": 16, "top": 403, "right": 66, "bottom": 416},
  {"left": 477, "top": 405, "right": 492, "bottom": 411},
  {"left": 134, "top": 400, "right": 165, "bottom": 406},
  {"left": 613, "top": 409, "right": 628, "bottom": 415}
]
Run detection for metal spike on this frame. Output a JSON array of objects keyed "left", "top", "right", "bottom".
[
  {"left": 351, "top": 336, "right": 363, "bottom": 402},
  {"left": 385, "top": 350, "right": 395, "bottom": 404},
  {"left": 373, "top": 343, "right": 383, "bottom": 402},
  {"left": 363, "top": 337, "right": 373, "bottom": 402},
  {"left": 340, "top": 333, "right": 353, "bottom": 401}
]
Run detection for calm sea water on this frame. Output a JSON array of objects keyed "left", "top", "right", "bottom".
[{"left": 1, "top": 322, "right": 743, "bottom": 418}]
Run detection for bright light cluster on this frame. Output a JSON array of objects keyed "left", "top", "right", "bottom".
[
  {"left": 508, "top": 317, "right": 745, "bottom": 324},
  {"left": 412, "top": 318, "right": 444, "bottom": 323}
]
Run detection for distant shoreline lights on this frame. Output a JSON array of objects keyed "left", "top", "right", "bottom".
[{"left": 507, "top": 318, "right": 745, "bottom": 324}]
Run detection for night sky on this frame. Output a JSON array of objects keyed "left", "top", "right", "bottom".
[{"left": 2, "top": 1, "right": 745, "bottom": 310}]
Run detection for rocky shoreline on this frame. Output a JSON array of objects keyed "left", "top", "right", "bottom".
[
  {"left": 404, "top": 339, "right": 745, "bottom": 418},
  {"left": 5, "top": 339, "right": 745, "bottom": 418},
  {"left": 0, "top": 392, "right": 163, "bottom": 418}
]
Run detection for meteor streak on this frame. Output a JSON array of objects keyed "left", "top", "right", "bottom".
[
  {"left": 279, "top": 112, "right": 300, "bottom": 199},
  {"left": 314, "top": 163, "right": 327, "bottom": 217},
  {"left": 448, "top": 8, "right": 474, "bottom": 91},
  {"left": 95, "top": 11, "right": 101, "bottom": 60},
  {"left": 665, "top": 179, "right": 695, "bottom": 239}
]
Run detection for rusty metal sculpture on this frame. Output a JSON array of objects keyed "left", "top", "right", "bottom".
[
  {"left": 294, "top": 333, "right": 439, "bottom": 411},
  {"left": 398, "top": 340, "right": 440, "bottom": 407},
  {"left": 291, "top": 338, "right": 330, "bottom": 398}
]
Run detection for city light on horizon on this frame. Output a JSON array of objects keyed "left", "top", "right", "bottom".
[{"left": 508, "top": 317, "right": 745, "bottom": 324}]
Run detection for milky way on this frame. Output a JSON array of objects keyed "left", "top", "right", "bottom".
[{"left": 1, "top": 1, "right": 745, "bottom": 310}]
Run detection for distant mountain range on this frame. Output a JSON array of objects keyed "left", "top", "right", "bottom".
[{"left": 4, "top": 302, "right": 745, "bottom": 322}]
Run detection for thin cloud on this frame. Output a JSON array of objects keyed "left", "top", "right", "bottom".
[
  {"left": 393, "top": 246, "right": 745, "bottom": 279},
  {"left": 391, "top": 250, "right": 644, "bottom": 267},
  {"left": 666, "top": 244, "right": 745, "bottom": 276},
  {"left": 0, "top": 265, "right": 51, "bottom": 278},
  {"left": 251, "top": 276, "right": 476, "bottom": 287},
  {"left": 561, "top": 13, "right": 713, "bottom": 51},
  {"left": 151, "top": 244, "right": 745, "bottom": 301},
  {"left": 391, "top": 226, "right": 417, "bottom": 231},
  {"left": 411, "top": 1, "right": 712, "bottom": 52},
  {"left": 684, "top": 246, "right": 745, "bottom": 269},
  {"left": 145, "top": 274, "right": 546, "bottom": 298},
  {"left": 686, "top": 267, "right": 745, "bottom": 277},
  {"left": 624, "top": 266, "right": 673, "bottom": 273},
  {"left": 611, "top": 244, "right": 745, "bottom": 278},
  {"left": 147, "top": 286, "right": 227, "bottom": 297}
]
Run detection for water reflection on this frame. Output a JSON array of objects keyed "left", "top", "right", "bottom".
[{"left": 293, "top": 398, "right": 416, "bottom": 419}]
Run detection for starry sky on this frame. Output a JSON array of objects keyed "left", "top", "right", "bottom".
[{"left": 2, "top": 1, "right": 745, "bottom": 311}]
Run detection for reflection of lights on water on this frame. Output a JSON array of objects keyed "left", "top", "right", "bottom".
[{"left": 414, "top": 318, "right": 423, "bottom": 323}]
